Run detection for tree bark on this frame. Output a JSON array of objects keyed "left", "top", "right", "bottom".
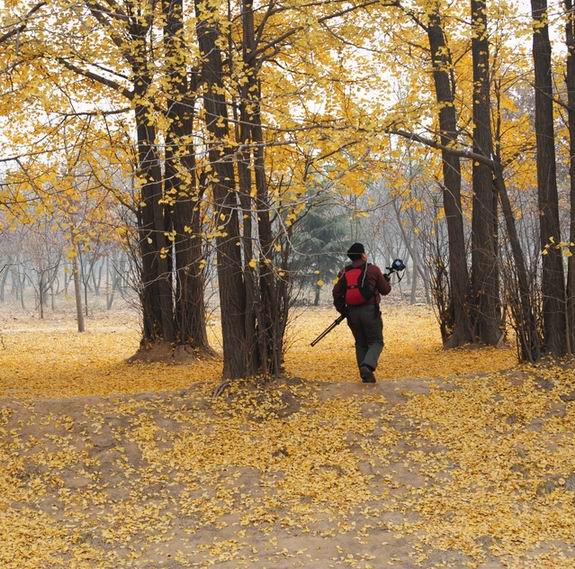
[
  {"left": 93, "top": 259, "right": 103, "bottom": 295},
  {"left": 494, "top": 169, "right": 540, "bottom": 360},
  {"left": 492, "top": 73, "right": 541, "bottom": 360},
  {"left": 78, "top": 247, "right": 89, "bottom": 317},
  {"left": 236, "top": 69, "right": 258, "bottom": 374},
  {"left": 470, "top": 0, "right": 501, "bottom": 345},
  {"left": 105, "top": 255, "right": 111, "bottom": 310},
  {"left": 16, "top": 269, "right": 26, "bottom": 309},
  {"left": 38, "top": 271, "right": 44, "bottom": 319},
  {"left": 565, "top": 0, "right": 575, "bottom": 354},
  {"left": 195, "top": 0, "right": 249, "bottom": 378},
  {"left": 242, "top": 0, "right": 284, "bottom": 375},
  {"left": 0, "top": 265, "right": 9, "bottom": 302},
  {"left": 132, "top": 32, "right": 175, "bottom": 345},
  {"left": 426, "top": 2, "right": 472, "bottom": 346},
  {"left": 163, "top": 0, "right": 211, "bottom": 354},
  {"left": 531, "top": 0, "right": 567, "bottom": 356}
]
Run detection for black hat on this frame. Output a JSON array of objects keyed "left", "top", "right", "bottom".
[{"left": 347, "top": 242, "right": 365, "bottom": 261}]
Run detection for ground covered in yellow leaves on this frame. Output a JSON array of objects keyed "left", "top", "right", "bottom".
[
  {"left": 1, "top": 307, "right": 574, "bottom": 568},
  {"left": 0, "top": 305, "right": 515, "bottom": 398}
]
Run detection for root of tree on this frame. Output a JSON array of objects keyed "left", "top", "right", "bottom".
[{"left": 128, "top": 342, "right": 217, "bottom": 364}]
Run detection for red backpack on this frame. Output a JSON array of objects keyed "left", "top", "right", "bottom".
[{"left": 343, "top": 263, "right": 373, "bottom": 306}]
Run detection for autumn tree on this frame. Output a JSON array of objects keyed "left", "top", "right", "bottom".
[{"left": 43, "top": 0, "right": 214, "bottom": 358}]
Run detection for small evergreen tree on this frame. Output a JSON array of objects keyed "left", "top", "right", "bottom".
[{"left": 291, "top": 204, "right": 349, "bottom": 305}]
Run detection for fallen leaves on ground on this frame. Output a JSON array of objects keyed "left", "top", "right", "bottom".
[
  {"left": 1, "top": 307, "right": 573, "bottom": 568},
  {"left": 0, "top": 306, "right": 515, "bottom": 398}
]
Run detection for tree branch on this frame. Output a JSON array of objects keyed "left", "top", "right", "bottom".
[
  {"left": 84, "top": 1, "right": 136, "bottom": 67},
  {"left": 0, "top": 1, "right": 47, "bottom": 45},
  {"left": 57, "top": 58, "right": 133, "bottom": 99},
  {"left": 388, "top": 128, "right": 496, "bottom": 168},
  {"left": 252, "top": 0, "right": 383, "bottom": 61}
]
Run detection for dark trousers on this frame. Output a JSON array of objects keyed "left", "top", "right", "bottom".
[{"left": 347, "top": 304, "right": 384, "bottom": 370}]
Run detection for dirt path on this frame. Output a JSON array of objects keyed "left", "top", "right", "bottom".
[{"left": 2, "top": 372, "right": 575, "bottom": 568}]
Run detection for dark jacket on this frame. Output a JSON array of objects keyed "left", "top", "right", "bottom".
[{"left": 332, "top": 261, "right": 391, "bottom": 314}]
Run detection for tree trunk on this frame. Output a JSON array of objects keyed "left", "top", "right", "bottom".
[
  {"left": 242, "top": 0, "right": 285, "bottom": 375},
  {"left": 470, "top": 0, "right": 501, "bottom": 345},
  {"left": 195, "top": 0, "right": 249, "bottom": 378},
  {"left": 565, "top": 0, "right": 575, "bottom": 354},
  {"left": 427, "top": 2, "right": 472, "bottom": 346},
  {"left": 314, "top": 286, "right": 321, "bottom": 306},
  {"left": 531, "top": 0, "right": 567, "bottom": 356},
  {"left": 72, "top": 250, "right": 85, "bottom": 332},
  {"left": 410, "top": 262, "right": 418, "bottom": 304},
  {"left": 134, "top": 82, "right": 175, "bottom": 345},
  {"left": 64, "top": 262, "right": 70, "bottom": 295},
  {"left": 235, "top": 13, "right": 258, "bottom": 375},
  {"left": 0, "top": 265, "right": 9, "bottom": 302},
  {"left": 78, "top": 247, "right": 89, "bottom": 318},
  {"left": 163, "top": 0, "right": 211, "bottom": 355},
  {"left": 18, "top": 270, "right": 26, "bottom": 310},
  {"left": 38, "top": 272, "right": 44, "bottom": 319},
  {"left": 50, "top": 281, "right": 55, "bottom": 311},
  {"left": 492, "top": 74, "right": 541, "bottom": 360},
  {"left": 105, "top": 255, "right": 111, "bottom": 310},
  {"left": 236, "top": 110, "right": 258, "bottom": 374},
  {"left": 93, "top": 259, "right": 103, "bottom": 295}
]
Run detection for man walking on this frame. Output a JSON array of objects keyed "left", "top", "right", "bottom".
[{"left": 332, "top": 243, "right": 391, "bottom": 383}]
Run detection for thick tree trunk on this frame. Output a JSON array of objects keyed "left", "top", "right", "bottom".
[
  {"left": 531, "top": 0, "right": 567, "bottom": 356},
  {"left": 163, "top": 0, "right": 211, "bottom": 354},
  {"left": 470, "top": 0, "right": 501, "bottom": 345},
  {"left": 195, "top": 0, "right": 249, "bottom": 378},
  {"left": 233, "top": 0, "right": 259, "bottom": 375},
  {"left": 134, "top": 76, "right": 175, "bottom": 345},
  {"left": 492, "top": 75, "right": 540, "bottom": 360},
  {"left": 122, "top": 18, "right": 175, "bottom": 348},
  {"left": 565, "top": 0, "right": 575, "bottom": 354},
  {"left": 427, "top": 3, "right": 472, "bottom": 346},
  {"left": 236, "top": 80, "right": 258, "bottom": 374}
]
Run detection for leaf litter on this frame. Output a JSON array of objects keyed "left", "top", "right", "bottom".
[{"left": 0, "top": 307, "right": 574, "bottom": 568}]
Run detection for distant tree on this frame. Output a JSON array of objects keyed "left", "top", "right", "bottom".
[
  {"left": 291, "top": 203, "right": 348, "bottom": 305},
  {"left": 19, "top": 218, "right": 64, "bottom": 319}
]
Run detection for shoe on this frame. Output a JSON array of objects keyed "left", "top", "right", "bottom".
[{"left": 360, "top": 365, "right": 376, "bottom": 383}]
